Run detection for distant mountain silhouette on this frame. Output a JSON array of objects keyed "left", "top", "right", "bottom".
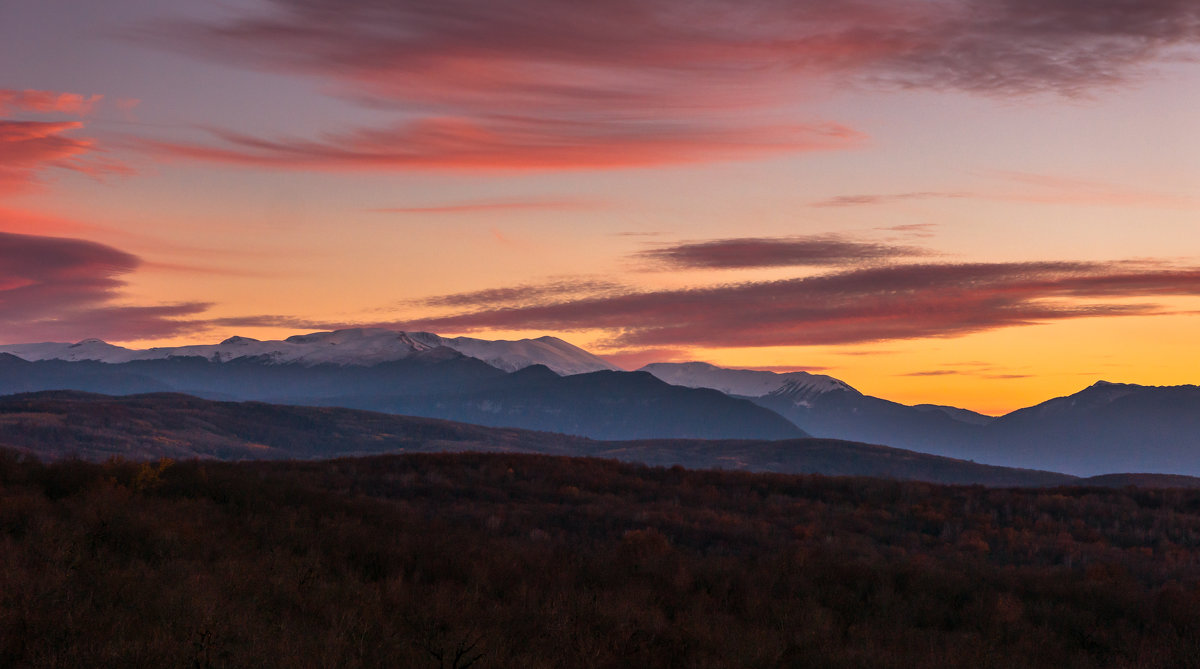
[
  {"left": 752, "top": 387, "right": 988, "bottom": 454},
  {"left": 642, "top": 361, "right": 994, "bottom": 455},
  {"left": 6, "top": 349, "right": 1200, "bottom": 475},
  {"left": 0, "top": 390, "right": 1081, "bottom": 486},
  {"left": 0, "top": 348, "right": 504, "bottom": 401},
  {"left": 963, "top": 381, "right": 1200, "bottom": 476},
  {"left": 324, "top": 367, "right": 807, "bottom": 441},
  {"left": 0, "top": 355, "right": 803, "bottom": 442}
]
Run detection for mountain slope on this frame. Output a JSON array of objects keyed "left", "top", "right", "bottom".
[
  {"left": 0, "top": 391, "right": 1077, "bottom": 486},
  {"left": 642, "top": 362, "right": 994, "bottom": 447},
  {"left": 753, "top": 389, "right": 989, "bottom": 457},
  {"left": 640, "top": 362, "right": 856, "bottom": 398},
  {"left": 328, "top": 367, "right": 809, "bottom": 441},
  {"left": 969, "top": 382, "right": 1200, "bottom": 476}
]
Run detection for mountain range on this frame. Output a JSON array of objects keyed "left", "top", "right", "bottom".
[
  {"left": 0, "top": 328, "right": 618, "bottom": 375},
  {"left": 0, "top": 390, "right": 1095, "bottom": 487},
  {"left": 2, "top": 329, "right": 1199, "bottom": 476},
  {"left": 0, "top": 330, "right": 802, "bottom": 442},
  {"left": 641, "top": 362, "right": 1200, "bottom": 476}
]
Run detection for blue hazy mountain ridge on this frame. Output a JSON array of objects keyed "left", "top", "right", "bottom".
[
  {"left": 0, "top": 390, "right": 1079, "bottom": 487},
  {"left": 641, "top": 363, "right": 1200, "bottom": 477},
  {"left": 4, "top": 343, "right": 1200, "bottom": 475},
  {"left": 970, "top": 381, "right": 1200, "bottom": 477},
  {"left": 335, "top": 366, "right": 806, "bottom": 441},
  {"left": 771, "top": 380, "right": 1200, "bottom": 477},
  {"left": 0, "top": 354, "right": 804, "bottom": 442}
]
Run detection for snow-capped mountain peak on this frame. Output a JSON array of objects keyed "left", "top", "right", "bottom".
[
  {"left": 429, "top": 333, "right": 618, "bottom": 375},
  {"left": 639, "top": 361, "right": 858, "bottom": 400},
  {"left": 768, "top": 376, "right": 859, "bottom": 407},
  {"left": 0, "top": 339, "right": 137, "bottom": 363},
  {"left": 0, "top": 329, "right": 619, "bottom": 376}
]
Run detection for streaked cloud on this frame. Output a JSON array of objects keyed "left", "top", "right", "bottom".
[
  {"left": 0, "top": 232, "right": 207, "bottom": 342},
  {"left": 416, "top": 279, "right": 625, "bottom": 309},
  {"left": 388, "top": 261, "right": 1200, "bottom": 348},
  {"left": 813, "top": 192, "right": 973, "bottom": 207},
  {"left": 0, "top": 89, "right": 103, "bottom": 116},
  {"left": 145, "top": 117, "right": 862, "bottom": 171},
  {"left": 814, "top": 173, "right": 1196, "bottom": 210},
  {"left": 988, "top": 171, "right": 1199, "bottom": 208},
  {"left": 139, "top": 0, "right": 1200, "bottom": 171},
  {"left": 637, "top": 235, "right": 927, "bottom": 270},
  {"left": 0, "top": 120, "right": 131, "bottom": 192},
  {"left": 370, "top": 198, "right": 604, "bottom": 215},
  {"left": 0, "top": 207, "right": 106, "bottom": 236},
  {"left": 166, "top": 0, "right": 1200, "bottom": 101}
]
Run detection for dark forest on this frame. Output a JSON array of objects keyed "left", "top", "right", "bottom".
[{"left": 4, "top": 450, "right": 1200, "bottom": 667}]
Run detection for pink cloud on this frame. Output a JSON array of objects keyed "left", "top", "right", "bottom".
[
  {"left": 370, "top": 198, "right": 604, "bottom": 214},
  {"left": 169, "top": 0, "right": 1200, "bottom": 102},
  {"left": 0, "top": 207, "right": 107, "bottom": 236},
  {"left": 812, "top": 192, "right": 974, "bottom": 207},
  {"left": 0, "top": 90, "right": 103, "bottom": 116},
  {"left": 146, "top": 117, "right": 862, "bottom": 171},
  {"left": 0, "top": 120, "right": 132, "bottom": 192},
  {"left": 135, "top": 0, "right": 1200, "bottom": 171}
]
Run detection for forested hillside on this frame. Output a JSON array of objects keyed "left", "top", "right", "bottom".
[{"left": 4, "top": 451, "right": 1200, "bottom": 667}]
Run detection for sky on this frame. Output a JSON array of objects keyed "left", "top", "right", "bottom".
[{"left": 1, "top": 0, "right": 1199, "bottom": 414}]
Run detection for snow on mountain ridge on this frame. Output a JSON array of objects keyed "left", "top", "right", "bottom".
[
  {"left": 639, "top": 361, "right": 858, "bottom": 399},
  {"left": 768, "top": 377, "right": 860, "bottom": 407},
  {"left": 0, "top": 329, "right": 618, "bottom": 376},
  {"left": 432, "top": 334, "right": 619, "bottom": 375}
]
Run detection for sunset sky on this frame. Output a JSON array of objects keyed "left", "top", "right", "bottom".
[{"left": 2, "top": 0, "right": 1199, "bottom": 414}]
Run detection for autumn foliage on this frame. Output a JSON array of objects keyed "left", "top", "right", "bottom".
[{"left": 3, "top": 450, "right": 1200, "bottom": 667}]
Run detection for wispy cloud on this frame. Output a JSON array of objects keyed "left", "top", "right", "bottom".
[
  {"left": 813, "top": 192, "right": 973, "bottom": 207},
  {"left": 988, "top": 170, "right": 1199, "bottom": 208},
  {"left": 0, "top": 120, "right": 132, "bottom": 192},
  {"left": 386, "top": 260, "right": 1200, "bottom": 348},
  {"left": 637, "top": 235, "right": 927, "bottom": 270},
  {"left": 814, "top": 173, "right": 1196, "bottom": 210},
  {"left": 415, "top": 279, "right": 625, "bottom": 309},
  {"left": 0, "top": 207, "right": 107, "bottom": 236},
  {"left": 369, "top": 198, "right": 604, "bottom": 214},
  {"left": 868, "top": 0, "right": 1200, "bottom": 96},
  {"left": 145, "top": 118, "right": 862, "bottom": 171},
  {"left": 138, "top": 0, "right": 1200, "bottom": 171},
  {"left": 0, "top": 90, "right": 103, "bottom": 116}
]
